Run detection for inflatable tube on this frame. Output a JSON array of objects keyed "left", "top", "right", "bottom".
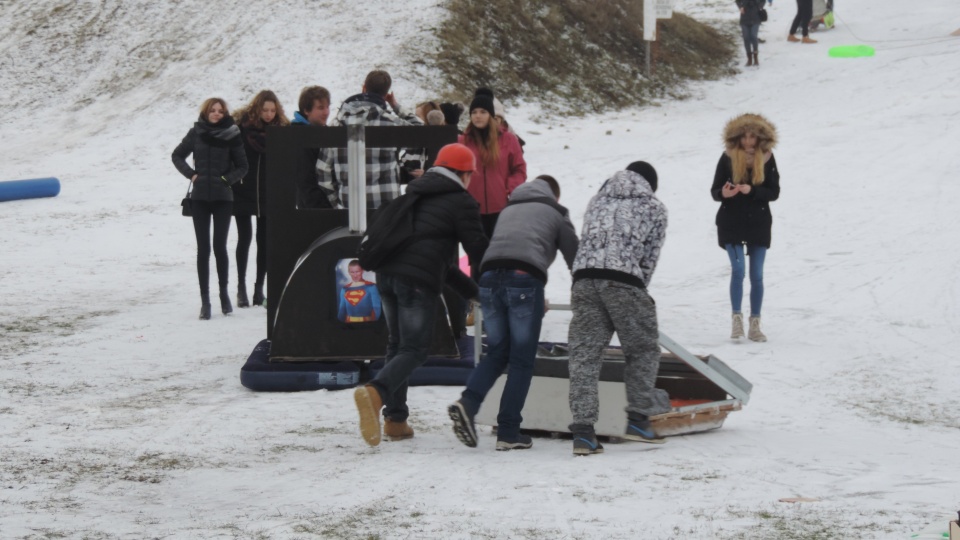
[
  {"left": 240, "top": 340, "right": 361, "bottom": 392},
  {"left": 828, "top": 45, "right": 875, "bottom": 58},
  {"left": 0, "top": 177, "right": 61, "bottom": 202}
]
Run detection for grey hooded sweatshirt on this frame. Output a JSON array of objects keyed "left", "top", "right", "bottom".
[{"left": 479, "top": 179, "right": 579, "bottom": 283}]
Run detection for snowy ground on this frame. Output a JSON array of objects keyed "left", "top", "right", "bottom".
[{"left": 2, "top": 0, "right": 959, "bottom": 538}]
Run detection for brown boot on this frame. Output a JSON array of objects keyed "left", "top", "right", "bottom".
[
  {"left": 802, "top": 36, "right": 818, "bottom": 44},
  {"left": 746, "top": 53, "right": 753, "bottom": 67},
  {"left": 383, "top": 418, "right": 415, "bottom": 441},
  {"left": 753, "top": 52, "right": 759, "bottom": 66},
  {"left": 354, "top": 385, "right": 383, "bottom": 446},
  {"left": 787, "top": 34, "right": 801, "bottom": 42}
]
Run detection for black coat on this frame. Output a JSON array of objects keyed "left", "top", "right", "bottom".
[
  {"left": 711, "top": 152, "right": 780, "bottom": 248},
  {"left": 377, "top": 170, "right": 488, "bottom": 293},
  {"left": 231, "top": 122, "right": 269, "bottom": 216},
  {"left": 736, "top": 0, "right": 765, "bottom": 25},
  {"left": 172, "top": 116, "right": 248, "bottom": 202}
]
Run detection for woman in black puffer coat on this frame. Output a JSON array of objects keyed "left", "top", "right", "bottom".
[
  {"left": 231, "top": 90, "right": 289, "bottom": 308},
  {"left": 172, "top": 97, "right": 248, "bottom": 320},
  {"left": 711, "top": 113, "right": 779, "bottom": 342}
]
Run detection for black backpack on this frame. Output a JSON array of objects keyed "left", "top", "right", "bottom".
[{"left": 356, "top": 192, "right": 425, "bottom": 271}]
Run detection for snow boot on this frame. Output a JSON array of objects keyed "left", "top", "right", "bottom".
[
  {"left": 731, "top": 313, "right": 745, "bottom": 339},
  {"left": 496, "top": 433, "right": 533, "bottom": 451},
  {"left": 354, "top": 385, "right": 383, "bottom": 446},
  {"left": 237, "top": 283, "right": 249, "bottom": 308},
  {"left": 787, "top": 34, "right": 801, "bottom": 42},
  {"left": 746, "top": 53, "right": 754, "bottom": 67},
  {"left": 252, "top": 282, "right": 265, "bottom": 307},
  {"left": 748, "top": 316, "right": 767, "bottom": 342},
  {"left": 753, "top": 52, "right": 759, "bottom": 66},
  {"left": 219, "top": 286, "right": 233, "bottom": 315},
  {"left": 199, "top": 292, "right": 212, "bottom": 321},
  {"left": 448, "top": 400, "right": 478, "bottom": 448},
  {"left": 383, "top": 418, "right": 414, "bottom": 441},
  {"left": 802, "top": 36, "right": 818, "bottom": 44}
]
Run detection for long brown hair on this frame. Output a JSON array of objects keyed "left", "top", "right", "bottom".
[
  {"left": 463, "top": 116, "right": 501, "bottom": 167},
  {"left": 233, "top": 90, "right": 290, "bottom": 128}
]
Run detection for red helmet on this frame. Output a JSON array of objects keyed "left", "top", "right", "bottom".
[{"left": 434, "top": 143, "right": 476, "bottom": 173}]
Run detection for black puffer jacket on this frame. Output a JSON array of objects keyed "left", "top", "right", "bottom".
[
  {"left": 377, "top": 168, "right": 488, "bottom": 293},
  {"left": 172, "top": 115, "right": 248, "bottom": 202},
  {"left": 736, "top": 0, "right": 765, "bottom": 25},
  {"left": 711, "top": 152, "right": 780, "bottom": 248},
  {"left": 232, "top": 121, "right": 270, "bottom": 216}
]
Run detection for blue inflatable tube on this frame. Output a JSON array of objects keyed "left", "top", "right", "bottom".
[{"left": 0, "top": 178, "right": 61, "bottom": 202}]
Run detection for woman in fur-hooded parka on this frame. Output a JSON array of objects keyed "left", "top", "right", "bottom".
[{"left": 710, "top": 113, "right": 779, "bottom": 340}]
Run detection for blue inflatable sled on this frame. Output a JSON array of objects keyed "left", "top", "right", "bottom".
[{"left": 0, "top": 178, "right": 61, "bottom": 202}]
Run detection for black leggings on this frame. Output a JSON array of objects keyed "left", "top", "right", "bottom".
[
  {"left": 790, "top": 0, "right": 813, "bottom": 37},
  {"left": 191, "top": 200, "right": 232, "bottom": 294},
  {"left": 235, "top": 215, "right": 267, "bottom": 287}
]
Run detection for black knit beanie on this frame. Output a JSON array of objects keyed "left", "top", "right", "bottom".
[
  {"left": 626, "top": 161, "right": 658, "bottom": 192},
  {"left": 440, "top": 102, "right": 464, "bottom": 126},
  {"left": 469, "top": 87, "right": 496, "bottom": 117}
]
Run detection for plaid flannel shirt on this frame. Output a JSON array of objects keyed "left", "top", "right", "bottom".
[{"left": 316, "top": 94, "right": 422, "bottom": 209}]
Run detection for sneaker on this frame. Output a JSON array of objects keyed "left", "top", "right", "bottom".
[
  {"left": 495, "top": 433, "right": 533, "bottom": 451},
  {"left": 354, "top": 385, "right": 383, "bottom": 447},
  {"left": 731, "top": 313, "right": 745, "bottom": 339},
  {"left": 572, "top": 434, "right": 604, "bottom": 456},
  {"left": 447, "top": 401, "right": 478, "bottom": 448},
  {"left": 383, "top": 418, "right": 414, "bottom": 441},
  {"left": 748, "top": 316, "right": 767, "bottom": 342},
  {"left": 624, "top": 418, "right": 666, "bottom": 444}
]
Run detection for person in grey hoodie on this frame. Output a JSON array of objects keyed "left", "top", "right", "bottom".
[
  {"left": 567, "top": 162, "right": 668, "bottom": 456},
  {"left": 448, "top": 175, "right": 579, "bottom": 451}
]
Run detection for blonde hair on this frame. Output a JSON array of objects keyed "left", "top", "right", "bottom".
[
  {"left": 463, "top": 116, "right": 501, "bottom": 167},
  {"left": 730, "top": 145, "right": 765, "bottom": 186}
]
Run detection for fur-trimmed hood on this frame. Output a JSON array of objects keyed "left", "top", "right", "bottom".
[{"left": 723, "top": 113, "right": 777, "bottom": 153}]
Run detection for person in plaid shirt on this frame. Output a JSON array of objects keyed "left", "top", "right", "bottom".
[{"left": 316, "top": 70, "right": 422, "bottom": 209}]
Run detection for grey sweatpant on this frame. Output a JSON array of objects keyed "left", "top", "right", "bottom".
[{"left": 568, "top": 278, "right": 661, "bottom": 426}]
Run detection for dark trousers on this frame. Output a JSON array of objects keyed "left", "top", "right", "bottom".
[
  {"left": 790, "top": 0, "right": 813, "bottom": 37},
  {"left": 480, "top": 213, "right": 500, "bottom": 240},
  {"left": 372, "top": 273, "right": 439, "bottom": 422},
  {"left": 191, "top": 200, "right": 232, "bottom": 295},
  {"left": 460, "top": 269, "right": 545, "bottom": 439},
  {"left": 235, "top": 215, "right": 267, "bottom": 287}
]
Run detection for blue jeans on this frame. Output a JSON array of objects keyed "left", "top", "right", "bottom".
[
  {"left": 460, "top": 269, "right": 545, "bottom": 440},
  {"left": 372, "top": 273, "right": 438, "bottom": 422},
  {"left": 740, "top": 22, "right": 760, "bottom": 55},
  {"left": 726, "top": 244, "right": 767, "bottom": 317}
]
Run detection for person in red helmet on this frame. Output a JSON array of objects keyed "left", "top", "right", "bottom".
[{"left": 353, "top": 143, "right": 488, "bottom": 447}]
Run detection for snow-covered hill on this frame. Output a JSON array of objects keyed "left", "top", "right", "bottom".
[{"left": 1, "top": 0, "right": 959, "bottom": 538}]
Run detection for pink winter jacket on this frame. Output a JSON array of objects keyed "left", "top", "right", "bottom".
[{"left": 458, "top": 128, "right": 527, "bottom": 215}]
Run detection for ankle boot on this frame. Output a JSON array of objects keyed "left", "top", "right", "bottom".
[
  {"left": 802, "top": 36, "right": 818, "bottom": 44},
  {"left": 746, "top": 53, "right": 753, "bottom": 67},
  {"left": 753, "top": 52, "right": 759, "bottom": 66},
  {"left": 787, "top": 34, "right": 801, "bottom": 42},
  {"left": 219, "top": 286, "right": 233, "bottom": 315},
  {"left": 383, "top": 418, "right": 415, "bottom": 441},
  {"left": 731, "top": 313, "right": 745, "bottom": 339},
  {"left": 237, "top": 283, "right": 250, "bottom": 308},
  {"left": 748, "top": 316, "right": 767, "bottom": 342},
  {"left": 252, "top": 282, "right": 265, "bottom": 306},
  {"left": 199, "top": 293, "right": 212, "bottom": 320}
]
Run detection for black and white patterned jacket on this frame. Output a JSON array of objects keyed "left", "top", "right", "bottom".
[
  {"left": 572, "top": 170, "right": 668, "bottom": 289},
  {"left": 316, "top": 93, "right": 422, "bottom": 209}
]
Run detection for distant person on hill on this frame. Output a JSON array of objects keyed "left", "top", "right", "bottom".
[
  {"left": 231, "top": 90, "right": 289, "bottom": 308},
  {"left": 448, "top": 174, "right": 579, "bottom": 452},
  {"left": 316, "top": 69, "right": 422, "bottom": 209},
  {"left": 737, "top": 0, "right": 765, "bottom": 66},
  {"left": 788, "top": 0, "right": 818, "bottom": 43},
  {"left": 291, "top": 85, "right": 333, "bottom": 209},
  {"left": 710, "top": 113, "right": 780, "bottom": 342},
  {"left": 172, "top": 97, "right": 249, "bottom": 320},
  {"left": 459, "top": 87, "right": 527, "bottom": 238},
  {"left": 567, "top": 162, "right": 668, "bottom": 456}
]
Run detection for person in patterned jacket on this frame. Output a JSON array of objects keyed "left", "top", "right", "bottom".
[
  {"left": 567, "top": 161, "right": 669, "bottom": 456},
  {"left": 315, "top": 70, "right": 422, "bottom": 209}
]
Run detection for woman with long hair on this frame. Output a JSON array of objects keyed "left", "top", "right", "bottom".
[
  {"left": 710, "top": 113, "right": 780, "bottom": 341},
  {"left": 231, "top": 90, "right": 289, "bottom": 307},
  {"left": 172, "top": 97, "right": 248, "bottom": 320},
  {"left": 458, "top": 88, "right": 527, "bottom": 237}
]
